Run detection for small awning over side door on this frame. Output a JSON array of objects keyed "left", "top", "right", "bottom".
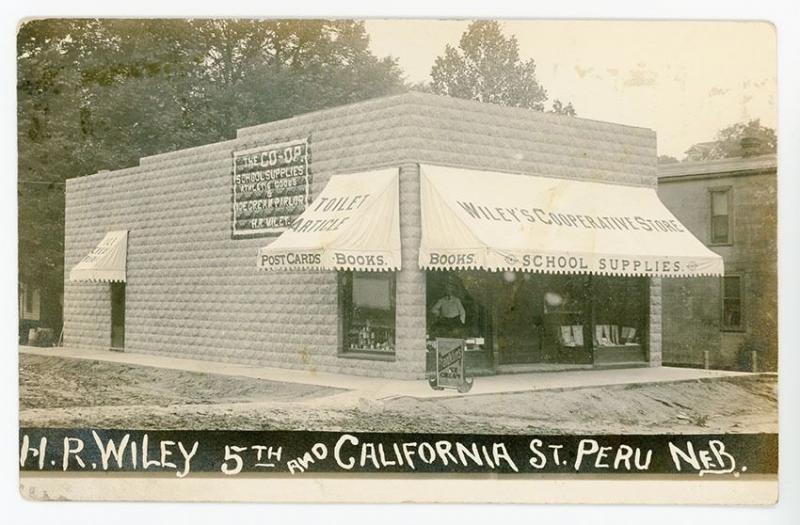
[{"left": 69, "top": 230, "right": 129, "bottom": 282}]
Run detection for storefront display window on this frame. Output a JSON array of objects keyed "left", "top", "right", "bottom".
[
  {"left": 424, "top": 271, "right": 649, "bottom": 368},
  {"left": 486, "top": 272, "right": 591, "bottom": 366},
  {"left": 591, "top": 276, "right": 648, "bottom": 364},
  {"left": 540, "top": 275, "right": 591, "bottom": 364},
  {"left": 339, "top": 271, "right": 396, "bottom": 355}
]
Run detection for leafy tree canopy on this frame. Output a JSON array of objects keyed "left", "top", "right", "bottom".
[
  {"left": 430, "top": 21, "right": 575, "bottom": 115},
  {"left": 17, "top": 19, "right": 405, "bottom": 310},
  {"left": 684, "top": 119, "right": 776, "bottom": 161},
  {"left": 549, "top": 99, "right": 576, "bottom": 117}
]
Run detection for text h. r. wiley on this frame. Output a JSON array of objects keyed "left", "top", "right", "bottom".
[{"left": 19, "top": 429, "right": 776, "bottom": 478}]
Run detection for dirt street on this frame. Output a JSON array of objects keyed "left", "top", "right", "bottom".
[{"left": 19, "top": 354, "right": 777, "bottom": 434}]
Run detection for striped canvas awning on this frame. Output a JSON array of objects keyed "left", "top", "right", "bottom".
[
  {"left": 418, "top": 164, "right": 723, "bottom": 277},
  {"left": 69, "top": 230, "right": 128, "bottom": 283},
  {"left": 257, "top": 168, "right": 401, "bottom": 272}
]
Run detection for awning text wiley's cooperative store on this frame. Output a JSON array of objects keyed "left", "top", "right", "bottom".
[{"left": 65, "top": 92, "right": 722, "bottom": 379}]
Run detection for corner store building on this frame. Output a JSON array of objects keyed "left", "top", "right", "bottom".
[{"left": 64, "top": 92, "right": 721, "bottom": 379}]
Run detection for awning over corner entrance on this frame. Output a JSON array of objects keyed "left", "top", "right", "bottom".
[
  {"left": 419, "top": 165, "right": 723, "bottom": 277},
  {"left": 69, "top": 230, "right": 128, "bottom": 282},
  {"left": 257, "top": 168, "right": 401, "bottom": 271}
]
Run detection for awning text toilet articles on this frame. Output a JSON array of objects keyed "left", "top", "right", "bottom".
[{"left": 257, "top": 168, "right": 401, "bottom": 271}]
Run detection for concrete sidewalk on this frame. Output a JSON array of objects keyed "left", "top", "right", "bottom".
[{"left": 20, "top": 345, "right": 752, "bottom": 400}]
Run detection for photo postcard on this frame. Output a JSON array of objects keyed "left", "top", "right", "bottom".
[{"left": 17, "top": 17, "right": 779, "bottom": 504}]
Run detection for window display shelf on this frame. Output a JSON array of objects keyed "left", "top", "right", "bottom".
[
  {"left": 337, "top": 351, "right": 396, "bottom": 361},
  {"left": 346, "top": 323, "right": 395, "bottom": 354},
  {"left": 593, "top": 343, "right": 645, "bottom": 364}
]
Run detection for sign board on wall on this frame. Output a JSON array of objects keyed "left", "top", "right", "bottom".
[{"left": 232, "top": 138, "right": 311, "bottom": 237}]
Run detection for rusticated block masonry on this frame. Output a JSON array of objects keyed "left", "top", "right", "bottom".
[
  {"left": 649, "top": 277, "right": 662, "bottom": 367},
  {"left": 64, "top": 92, "right": 657, "bottom": 379}
]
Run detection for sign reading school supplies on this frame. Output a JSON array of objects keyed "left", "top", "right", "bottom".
[{"left": 232, "top": 139, "right": 310, "bottom": 237}]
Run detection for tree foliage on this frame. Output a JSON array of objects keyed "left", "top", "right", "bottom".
[
  {"left": 17, "top": 19, "right": 405, "bottom": 324},
  {"left": 430, "top": 21, "right": 574, "bottom": 114},
  {"left": 549, "top": 99, "right": 576, "bottom": 116},
  {"left": 685, "top": 119, "right": 777, "bottom": 161}
]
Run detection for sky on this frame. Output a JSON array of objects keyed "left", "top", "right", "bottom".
[{"left": 364, "top": 20, "right": 777, "bottom": 159}]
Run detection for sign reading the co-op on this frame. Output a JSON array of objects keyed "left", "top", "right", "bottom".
[{"left": 232, "top": 138, "right": 311, "bottom": 237}]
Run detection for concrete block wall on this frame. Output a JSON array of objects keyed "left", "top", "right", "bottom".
[
  {"left": 648, "top": 277, "right": 662, "bottom": 367},
  {"left": 64, "top": 92, "right": 658, "bottom": 378},
  {"left": 395, "top": 163, "right": 427, "bottom": 377},
  {"left": 397, "top": 95, "right": 657, "bottom": 188}
]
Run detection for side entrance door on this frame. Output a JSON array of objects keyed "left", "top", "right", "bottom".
[
  {"left": 110, "top": 283, "right": 125, "bottom": 350},
  {"left": 496, "top": 280, "right": 542, "bottom": 364}
]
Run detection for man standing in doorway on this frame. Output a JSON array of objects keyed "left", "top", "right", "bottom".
[{"left": 431, "top": 284, "right": 466, "bottom": 338}]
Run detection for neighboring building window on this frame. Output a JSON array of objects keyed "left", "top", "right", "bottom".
[
  {"left": 20, "top": 283, "right": 41, "bottom": 321},
  {"left": 722, "top": 275, "right": 743, "bottom": 330},
  {"left": 339, "top": 271, "right": 396, "bottom": 355},
  {"left": 25, "top": 285, "right": 34, "bottom": 313},
  {"left": 710, "top": 189, "right": 732, "bottom": 244}
]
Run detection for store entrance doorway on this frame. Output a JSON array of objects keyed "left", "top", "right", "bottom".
[
  {"left": 426, "top": 271, "right": 493, "bottom": 372},
  {"left": 495, "top": 272, "right": 592, "bottom": 367},
  {"left": 496, "top": 274, "right": 543, "bottom": 364}
]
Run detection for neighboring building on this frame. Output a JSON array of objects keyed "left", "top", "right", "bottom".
[
  {"left": 18, "top": 280, "right": 62, "bottom": 345},
  {"left": 658, "top": 149, "right": 778, "bottom": 371},
  {"left": 18, "top": 281, "right": 41, "bottom": 341},
  {"left": 63, "top": 92, "right": 721, "bottom": 380}
]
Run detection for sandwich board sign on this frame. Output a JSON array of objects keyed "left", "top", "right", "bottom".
[{"left": 429, "top": 338, "right": 474, "bottom": 393}]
